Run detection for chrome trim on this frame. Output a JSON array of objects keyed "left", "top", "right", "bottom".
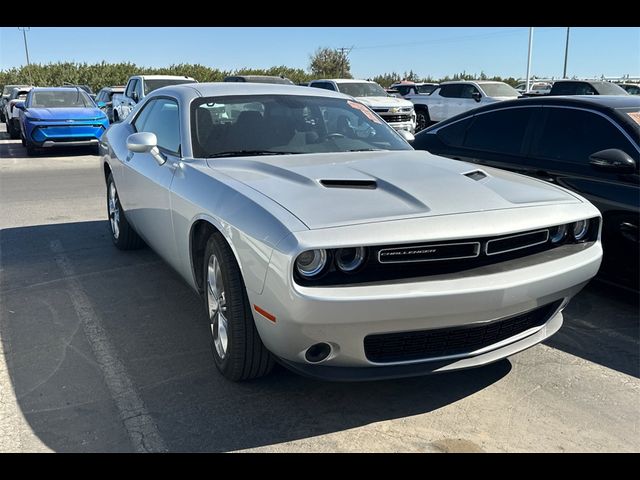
[
  {"left": 378, "top": 241, "right": 481, "bottom": 264},
  {"left": 42, "top": 139, "right": 99, "bottom": 147},
  {"left": 485, "top": 229, "right": 549, "bottom": 256}
]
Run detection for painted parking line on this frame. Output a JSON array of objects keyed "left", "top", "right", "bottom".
[{"left": 50, "top": 239, "right": 167, "bottom": 453}]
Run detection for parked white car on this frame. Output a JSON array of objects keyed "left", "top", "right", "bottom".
[
  {"left": 100, "top": 82, "right": 602, "bottom": 382},
  {"left": 112, "top": 75, "right": 197, "bottom": 122},
  {"left": 1, "top": 84, "right": 30, "bottom": 123},
  {"left": 407, "top": 81, "right": 521, "bottom": 131},
  {"left": 309, "top": 79, "right": 416, "bottom": 133},
  {"left": 515, "top": 81, "right": 552, "bottom": 95},
  {"left": 5, "top": 86, "right": 33, "bottom": 139}
]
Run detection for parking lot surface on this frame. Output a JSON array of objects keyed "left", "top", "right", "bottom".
[{"left": 0, "top": 124, "right": 638, "bottom": 452}]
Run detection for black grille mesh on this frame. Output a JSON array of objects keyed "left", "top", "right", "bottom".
[{"left": 364, "top": 301, "right": 561, "bottom": 363}]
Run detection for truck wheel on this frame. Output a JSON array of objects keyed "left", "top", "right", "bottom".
[
  {"left": 204, "top": 232, "right": 274, "bottom": 381},
  {"left": 113, "top": 111, "right": 119, "bottom": 123},
  {"left": 415, "top": 107, "right": 431, "bottom": 133}
]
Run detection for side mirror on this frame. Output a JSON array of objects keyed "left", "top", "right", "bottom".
[
  {"left": 126, "top": 132, "right": 166, "bottom": 165},
  {"left": 97, "top": 101, "right": 107, "bottom": 109},
  {"left": 472, "top": 91, "right": 482, "bottom": 102},
  {"left": 398, "top": 130, "right": 415, "bottom": 143},
  {"left": 14, "top": 101, "right": 25, "bottom": 111},
  {"left": 589, "top": 149, "right": 636, "bottom": 173}
]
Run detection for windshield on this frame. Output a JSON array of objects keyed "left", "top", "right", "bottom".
[
  {"left": 144, "top": 79, "right": 196, "bottom": 95},
  {"left": 416, "top": 84, "right": 438, "bottom": 94},
  {"left": 191, "top": 94, "right": 412, "bottom": 158},
  {"left": 3, "top": 85, "right": 29, "bottom": 96},
  {"left": 596, "top": 82, "right": 629, "bottom": 95},
  {"left": 478, "top": 83, "right": 520, "bottom": 97},
  {"left": 336, "top": 82, "right": 388, "bottom": 98},
  {"left": 29, "top": 90, "right": 94, "bottom": 108}
]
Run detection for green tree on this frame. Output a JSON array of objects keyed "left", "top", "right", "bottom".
[{"left": 309, "top": 47, "right": 351, "bottom": 79}]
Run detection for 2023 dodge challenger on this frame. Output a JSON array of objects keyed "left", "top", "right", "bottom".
[{"left": 100, "top": 83, "right": 602, "bottom": 382}]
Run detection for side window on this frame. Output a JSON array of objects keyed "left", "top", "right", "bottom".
[
  {"left": 436, "top": 117, "right": 473, "bottom": 147},
  {"left": 311, "top": 82, "right": 333, "bottom": 91},
  {"left": 135, "top": 98, "right": 181, "bottom": 154},
  {"left": 463, "top": 108, "right": 535, "bottom": 155},
  {"left": 460, "top": 85, "right": 480, "bottom": 99},
  {"left": 134, "top": 81, "right": 143, "bottom": 100},
  {"left": 125, "top": 80, "right": 137, "bottom": 98},
  {"left": 533, "top": 108, "right": 637, "bottom": 164},
  {"left": 439, "top": 85, "right": 463, "bottom": 98}
]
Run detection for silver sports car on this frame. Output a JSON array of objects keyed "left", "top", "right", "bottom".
[{"left": 100, "top": 83, "right": 602, "bottom": 381}]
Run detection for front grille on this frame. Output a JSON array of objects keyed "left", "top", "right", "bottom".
[
  {"left": 380, "top": 114, "right": 412, "bottom": 123},
  {"left": 364, "top": 301, "right": 561, "bottom": 363}
]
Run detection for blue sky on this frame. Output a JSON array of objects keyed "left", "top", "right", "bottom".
[{"left": 1, "top": 27, "right": 638, "bottom": 80}]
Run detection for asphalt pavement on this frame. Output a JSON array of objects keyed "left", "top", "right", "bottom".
[{"left": 0, "top": 124, "right": 638, "bottom": 452}]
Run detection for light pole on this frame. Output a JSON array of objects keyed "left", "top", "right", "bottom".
[
  {"left": 563, "top": 27, "right": 570, "bottom": 79},
  {"left": 18, "top": 27, "right": 32, "bottom": 85},
  {"left": 18, "top": 27, "right": 31, "bottom": 66},
  {"left": 525, "top": 27, "right": 534, "bottom": 92}
]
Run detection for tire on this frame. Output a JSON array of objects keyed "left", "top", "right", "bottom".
[
  {"left": 113, "top": 110, "right": 119, "bottom": 123},
  {"left": 0, "top": 111, "right": 5, "bottom": 123},
  {"left": 204, "top": 232, "right": 274, "bottom": 381},
  {"left": 7, "top": 120, "right": 19, "bottom": 139},
  {"left": 415, "top": 107, "right": 431, "bottom": 133},
  {"left": 25, "top": 140, "right": 37, "bottom": 156},
  {"left": 106, "top": 173, "right": 145, "bottom": 250}
]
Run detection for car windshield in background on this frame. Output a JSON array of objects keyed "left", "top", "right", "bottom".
[
  {"left": 416, "top": 84, "right": 438, "bottom": 94},
  {"left": 337, "top": 82, "right": 388, "bottom": 97},
  {"left": 144, "top": 79, "right": 195, "bottom": 95},
  {"left": 191, "top": 94, "right": 412, "bottom": 158},
  {"left": 479, "top": 83, "right": 520, "bottom": 97},
  {"left": 29, "top": 90, "right": 94, "bottom": 108},
  {"left": 596, "top": 83, "right": 629, "bottom": 95}
]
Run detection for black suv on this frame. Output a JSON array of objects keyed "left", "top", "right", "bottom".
[{"left": 412, "top": 96, "right": 640, "bottom": 290}]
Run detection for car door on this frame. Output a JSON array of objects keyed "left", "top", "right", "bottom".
[
  {"left": 529, "top": 106, "right": 640, "bottom": 286},
  {"left": 434, "top": 84, "right": 463, "bottom": 121},
  {"left": 458, "top": 84, "right": 483, "bottom": 116},
  {"left": 120, "top": 97, "right": 181, "bottom": 264},
  {"left": 122, "top": 79, "right": 139, "bottom": 118}
]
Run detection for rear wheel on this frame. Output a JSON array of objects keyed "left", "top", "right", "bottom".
[
  {"left": 106, "top": 173, "right": 145, "bottom": 250},
  {"left": 204, "top": 233, "right": 274, "bottom": 381},
  {"left": 7, "top": 120, "right": 19, "bottom": 139}
]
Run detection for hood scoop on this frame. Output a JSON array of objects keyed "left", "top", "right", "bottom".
[
  {"left": 320, "top": 179, "right": 377, "bottom": 189},
  {"left": 463, "top": 170, "right": 488, "bottom": 181}
]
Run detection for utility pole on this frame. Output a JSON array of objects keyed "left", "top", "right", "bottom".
[
  {"left": 525, "top": 27, "right": 534, "bottom": 92},
  {"left": 18, "top": 27, "right": 32, "bottom": 85},
  {"left": 337, "top": 46, "right": 353, "bottom": 78},
  {"left": 563, "top": 27, "right": 570, "bottom": 79}
]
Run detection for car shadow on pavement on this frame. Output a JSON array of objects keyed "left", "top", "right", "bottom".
[
  {"left": 544, "top": 280, "right": 639, "bottom": 379},
  {"left": 1, "top": 220, "right": 513, "bottom": 452},
  {"left": 0, "top": 135, "right": 97, "bottom": 158}
]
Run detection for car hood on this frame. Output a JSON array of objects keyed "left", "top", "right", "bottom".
[
  {"left": 25, "top": 107, "right": 105, "bottom": 120},
  {"left": 356, "top": 96, "right": 414, "bottom": 109},
  {"left": 208, "top": 150, "right": 581, "bottom": 230}
]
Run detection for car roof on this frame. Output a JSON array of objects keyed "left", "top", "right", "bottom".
[
  {"left": 440, "top": 80, "right": 507, "bottom": 85},
  {"left": 422, "top": 95, "right": 640, "bottom": 143},
  {"left": 155, "top": 82, "right": 354, "bottom": 100},
  {"left": 30, "top": 87, "right": 91, "bottom": 93},
  {"left": 315, "top": 79, "right": 377, "bottom": 84}
]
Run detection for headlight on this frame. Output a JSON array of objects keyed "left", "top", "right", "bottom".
[
  {"left": 335, "top": 247, "right": 366, "bottom": 272},
  {"left": 572, "top": 219, "right": 589, "bottom": 241},
  {"left": 549, "top": 224, "right": 567, "bottom": 243},
  {"left": 295, "top": 249, "right": 328, "bottom": 278}
]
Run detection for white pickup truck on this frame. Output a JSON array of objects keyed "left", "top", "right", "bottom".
[
  {"left": 112, "top": 75, "right": 197, "bottom": 121},
  {"left": 308, "top": 79, "right": 416, "bottom": 133},
  {"left": 406, "top": 80, "right": 520, "bottom": 131}
]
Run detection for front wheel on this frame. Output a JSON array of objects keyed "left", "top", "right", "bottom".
[
  {"left": 106, "top": 173, "right": 145, "bottom": 250},
  {"left": 204, "top": 233, "right": 274, "bottom": 381}
]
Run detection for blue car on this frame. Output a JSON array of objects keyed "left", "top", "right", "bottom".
[{"left": 16, "top": 87, "right": 109, "bottom": 155}]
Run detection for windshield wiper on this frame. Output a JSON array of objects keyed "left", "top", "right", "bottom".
[
  {"left": 207, "top": 150, "right": 301, "bottom": 158},
  {"left": 347, "top": 148, "right": 384, "bottom": 152}
]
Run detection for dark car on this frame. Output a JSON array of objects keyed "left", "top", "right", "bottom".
[
  {"left": 548, "top": 80, "right": 628, "bottom": 96},
  {"left": 619, "top": 83, "right": 640, "bottom": 95},
  {"left": 95, "top": 86, "right": 125, "bottom": 122},
  {"left": 412, "top": 95, "right": 640, "bottom": 290},
  {"left": 223, "top": 75, "right": 294, "bottom": 85}
]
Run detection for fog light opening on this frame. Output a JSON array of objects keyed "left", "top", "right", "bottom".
[{"left": 305, "top": 342, "right": 332, "bottom": 363}]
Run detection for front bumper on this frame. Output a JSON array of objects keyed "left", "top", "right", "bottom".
[
  {"left": 248, "top": 241, "right": 601, "bottom": 378},
  {"left": 385, "top": 119, "right": 415, "bottom": 134},
  {"left": 25, "top": 121, "right": 106, "bottom": 147}
]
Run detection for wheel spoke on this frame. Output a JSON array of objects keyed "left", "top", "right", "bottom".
[{"left": 207, "top": 252, "right": 229, "bottom": 360}]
